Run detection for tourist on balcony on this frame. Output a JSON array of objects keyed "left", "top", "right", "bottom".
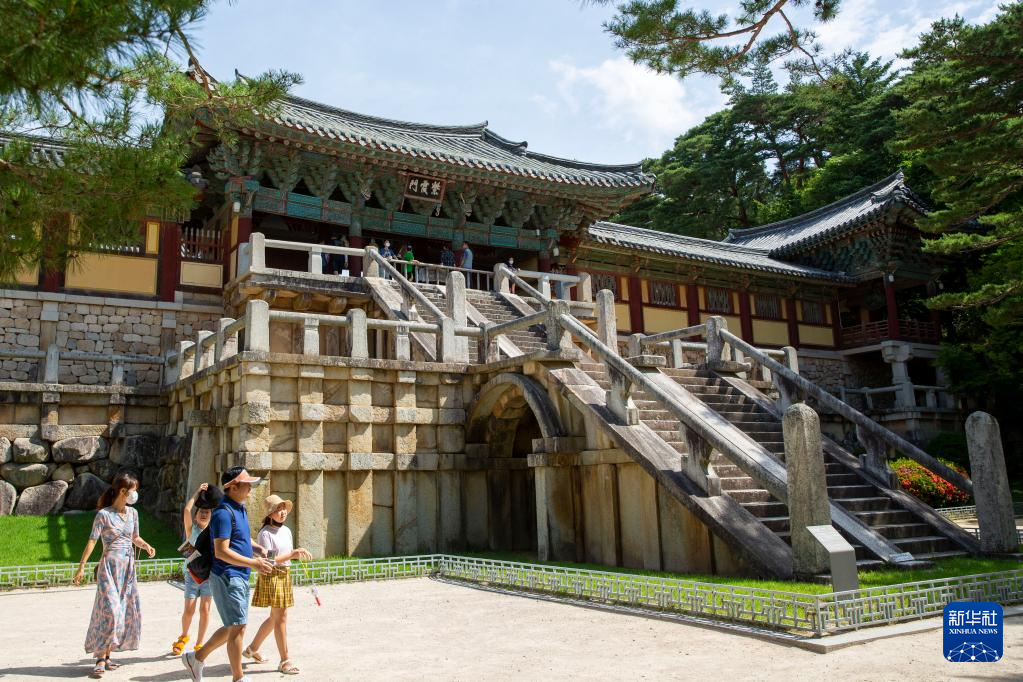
[
  {"left": 242, "top": 495, "right": 312, "bottom": 676},
  {"left": 506, "top": 256, "right": 517, "bottom": 294},
  {"left": 171, "top": 483, "right": 223, "bottom": 657},
  {"left": 459, "top": 241, "right": 473, "bottom": 270},
  {"left": 380, "top": 240, "right": 396, "bottom": 280},
  {"left": 402, "top": 243, "right": 416, "bottom": 281},
  {"left": 335, "top": 236, "right": 350, "bottom": 276},
  {"left": 440, "top": 244, "right": 456, "bottom": 268},
  {"left": 73, "top": 470, "right": 157, "bottom": 678},
  {"left": 182, "top": 467, "right": 274, "bottom": 682}
]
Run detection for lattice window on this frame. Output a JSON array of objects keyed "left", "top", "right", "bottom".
[
  {"left": 650, "top": 281, "right": 678, "bottom": 307},
  {"left": 802, "top": 300, "right": 826, "bottom": 325},
  {"left": 181, "top": 226, "right": 223, "bottom": 263},
  {"left": 593, "top": 273, "right": 619, "bottom": 300},
  {"left": 754, "top": 294, "right": 782, "bottom": 320},
  {"left": 705, "top": 287, "right": 732, "bottom": 313}
]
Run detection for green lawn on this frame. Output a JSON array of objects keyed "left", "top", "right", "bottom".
[
  {"left": 0, "top": 510, "right": 181, "bottom": 566},
  {"left": 455, "top": 551, "right": 1023, "bottom": 595}
]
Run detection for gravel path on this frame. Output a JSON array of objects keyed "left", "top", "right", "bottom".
[{"left": 0, "top": 578, "right": 1018, "bottom": 681}]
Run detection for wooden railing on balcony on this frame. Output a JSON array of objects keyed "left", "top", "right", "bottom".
[
  {"left": 841, "top": 319, "right": 939, "bottom": 347},
  {"left": 181, "top": 226, "right": 222, "bottom": 264}
]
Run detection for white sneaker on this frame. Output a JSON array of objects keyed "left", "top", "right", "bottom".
[{"left": 182, "top": 651, "right": 204, "bottom": 682}]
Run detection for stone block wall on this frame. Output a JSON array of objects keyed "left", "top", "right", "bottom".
[
  {"left": 0, "top": 289, "right": 221, "bottom": 386},
  {"left": 170, "top": 351, "right": 484, "bottom": 558}
]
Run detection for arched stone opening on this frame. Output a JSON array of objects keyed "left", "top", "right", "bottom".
[{"left": 466, "top": 374, "right": 567, "bottom": 553}]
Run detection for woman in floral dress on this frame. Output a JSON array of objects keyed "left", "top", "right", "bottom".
[{"left": 73, "top": 470, "right": 156, "bottom": 678}]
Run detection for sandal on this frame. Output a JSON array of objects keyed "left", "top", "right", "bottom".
[
  {"left": 279, "top": 660, "right": 300, "bottom": 675},
  {"left": 242, "top": 646, "right": 267, "bottom": 663},
  {"left": 104, "top": 657, "right": 121, "bottom": 670},
  {"left": 172, "top": 634, "right": 190, "bottom": 655},
  {"left": 90, "top": 659, "right": 105, "bottom": 678},
  {"left": 194, "top": 642, "right": 204, "bottom": 652}
]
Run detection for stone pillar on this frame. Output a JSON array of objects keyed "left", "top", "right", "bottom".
[
  {"left": 881, "top": 341, "right": 914, "bottom": 408},
  {"left": 249, "top": 232, "right": 266, "bottom": 271},
  {"left": 43, "top": 343, "right": 59, "bottom": 383},
  {"left": 347, "top": 308, "right": 368, "bottom": 359},
  {"left": 309, "top": 246, "right": 323, "bottom": 275},
  {"left": 393, "top": 326, "right": 411, "bottom": 361},
  {"left": 302, "top": 318, "right": 320, "bottom": 356},
  {"left": 705, "top": 315, "right": 726, "bottom": 366},
  {"left": 884, "top": 274, "right": 899, "bottom": 340},
  {"left": 670, "top": 339, "right": 684, "bottom": 368},
  {"left": 783, "top": 403, "right": 832, "bottom": 576},
  {"left": 545, "top": 300, "right": 573, "bottom": 352},
  {"left": 966, "top": 411, "right": 1018, "bottom": 553},
  {"left": 363, "top": 245, "right": 380, "bottom": 278},
  {"left": 245, "top": 299, "right": 270, "bottom": 352},
  {"left": 577, "top": 272, "right": 593, "bottom": 304},
  {"left": 195, "top": 330, "right": 213, "bottom": 372},
  {"left": 595, "top": 290, "right": 617, "bottom": 350},
  {"left": 493, "top": 263, "right": 509, "bottom": 294},
  {"left": 297, "top": 470, "right": 325, "bottom": 558},
  {"left": 531, "top": 450, "right": 581, "bottom": 562},
  {"left": 446, "top": 271, "right": 469, "bottom": 360}
]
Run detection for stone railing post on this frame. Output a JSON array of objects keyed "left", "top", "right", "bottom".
[
  {"left": 595, "top": 290, "right": 617, "bottom": 350},
  {"left": 111, "top": 360, "right": 125, "bottom": 387},
  {"left": 538, "top": 275, "right": 552, "bottom": 300},
  {"left": 493, "top": 264, "right": 510, "bottom": 294},
  {"left": 966, "top": 411, "right": 1018, "bottom": 553},
  {"left": 605, "top": 365, "right": 637, "bottom": 425},
  {"left": 346, "top": 308, "right": 368, "bottom": 359},
  {"left": 43, "top": 344, "right": 60, "bottom": 383},
  {"left": 784, "top": 403, "right": 832, "bottom": 576},
  {"left": 249, "top": 232, "right": 266, "bottom": 271},
  {"left": 577, "top": 272, "right": 593, "bottom": 304},
  {"left": 670, "top": 339, "right": 684, "bottom": 368},
  {"left": 480, "top": 322, "right": 500, "bottom": 363},
  {"left": 438, "top": 318, "right": 464, "bottom": 363},
  {"left": 705, "top": 316, "right": 726, "bottom": 366},
  {"left": 774, "top": 345, "right": 801, "bottom": 410},
  {"left": 544, "top": 300, "right": 574, "bottom": 353},
  {"left": 446, "top": 270, "right": 469, "bottom": 360},
  {"left": 393, "top": 325, "right": 411, "bottom": 361},
  {"left": 244, "top": 299, "right": 271, "bottom": 352},
  {"left": 214, "top": 317, "right": 236, "bottom": 364},
  {"left": 782, "top": 346, "right": 799, "bottom": 374},
  {"left": 176, "top": 340, "right": 195, "bottom": 380},
  {"left": 681, "top": 427, "right": 720, "bottom": 495},
  {"left": 309, "top": 246, "right": 323, "bottom": 275},
  {"left": 627, "top": 333, "right": 644, "bottom": 358},
  {"left": 195, "top": 330, "right": 214, "bottom": 371},
  {"left": 302, "top": 318, "right": 320, "bottom": 356},
  {"left": 163, "top": 350, "right": 181, "bottom": 386},
  {"left": 856, "top": 424, "right": 896, "bottom": 488},
  {"left": 364, "top": 245, "right": 380, "bottom": 278}
]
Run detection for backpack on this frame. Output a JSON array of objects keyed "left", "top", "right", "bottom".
[{"left": 186, "top": 510, "right": 236, "bottom": 585}]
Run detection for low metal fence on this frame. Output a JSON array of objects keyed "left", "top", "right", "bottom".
[
  {"left": 2, "top": 555, "right": 1020, "bottom": 638},
  {"left": 938, "top": 503, "right": 1023, "bottom": 522}
]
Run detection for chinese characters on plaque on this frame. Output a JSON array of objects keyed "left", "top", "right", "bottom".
[{"left": 403, "top": 174, "right": 446, "bottom": 203}]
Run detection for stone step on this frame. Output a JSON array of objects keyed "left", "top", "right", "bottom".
[
  {"left": 913, "top": 550, "right": 970, "bottom": 561},
  {"left": 718, "top": 476, "right": 762, "bottom": 492},
  {"left": 640, "top": 420, "right": 682, "bottom": 433},
  {"left": 715, "top": 412, "right": 777, "bottom": 423},
  {"left": 825, "top": 473, "right": 863, "bottom": 486},
  {"left": 825, "top": 485, "right": 878, "bottom": 499},
  {"left": 662, "top": 441, "right": 689, "bottom": 455},
  {"left": 742, "top": 500, "right": 789, "bottom": 518},
  {"left": 891, "top": 535, "right": 957, "bottom": 555},
  {"left": 870, "top": 523, "right": 936, "bottom": 540},
  {"left": 852, "top": 509, "right": 918, "bottom": 526},
  {"left": 834, "top": 496, "right": 894, "bottom": 512},
  {"left": 726, "top": 488, "right": 774, "bottom": 504},
  {"left": 757, "top": 515, "right": 791, "bottom": 532}
]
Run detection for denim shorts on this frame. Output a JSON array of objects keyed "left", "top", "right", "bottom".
[
  {"left": 209, "top": 572, "right": 250, "bottom": 626},
  {"left": 182, "top": 567, "right": 212, "bottom": 600}
]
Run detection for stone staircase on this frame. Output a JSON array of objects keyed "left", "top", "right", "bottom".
[{"left": 577, "top": 363, "right": 969, "bottom": 568}]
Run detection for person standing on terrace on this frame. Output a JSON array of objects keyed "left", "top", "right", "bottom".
[
  {"left": 440, "top": 244, "right": 456, "bottom": 268},
  {"left": 459, "top": 241, "right": 473, "bottom": 270}
]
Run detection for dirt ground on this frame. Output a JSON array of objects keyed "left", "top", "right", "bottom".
[{"left": 0, "top": 578, "right": 1019, "bottom": 681}]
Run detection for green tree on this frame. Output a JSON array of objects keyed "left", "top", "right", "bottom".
[
  {"left": 596, "top": 0, "right": 842, "bottom": 81},
  {"left": 893, "top": 3, "right": 1023, "bottom": 461},
  {"left": 0, "top": 1, "right": 299, "bottom": 281}
]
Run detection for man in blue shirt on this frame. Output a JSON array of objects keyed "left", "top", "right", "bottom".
[
  {"left": 459, "top": 241, "right": 473, "bottom": 270},
  {"left": 183, "top": 467, "right": 273, "bottom": 682}
]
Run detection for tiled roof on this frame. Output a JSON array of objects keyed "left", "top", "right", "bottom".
[
  {"left": 0, "top": 133, "right": 70, "bottom": 167},
  {"left": 724, "top": 171, "right": 928, "bottom": 255},
  {"left": 256, "top": 95, "right": 655, "bottom": 190},
  {"left": 586, "top": 221, "right": 853, "bottom": 283}
]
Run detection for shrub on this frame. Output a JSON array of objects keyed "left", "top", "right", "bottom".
[{"left": 891, "top": 457, "right": 971, "bottom": 508}]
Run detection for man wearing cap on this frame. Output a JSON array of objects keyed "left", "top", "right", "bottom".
[{"left": 183, "top": 467, "right": 273, "bottom": 682}]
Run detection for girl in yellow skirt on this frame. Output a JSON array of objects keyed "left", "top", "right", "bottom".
[{"left": 242, "top": 495, "right": 312, "bottom": 675}]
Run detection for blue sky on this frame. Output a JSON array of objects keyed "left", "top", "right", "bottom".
[{"left": 192, "top": 0, "right": 1000, "bottom": 165}]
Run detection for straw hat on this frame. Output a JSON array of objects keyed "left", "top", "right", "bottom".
[{"left": 264, "top": 494, "right": 293, "bottom": 514}]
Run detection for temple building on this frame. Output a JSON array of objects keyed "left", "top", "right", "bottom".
[{"left": 0, "top": 86, "right": 977, "bottom": 576}]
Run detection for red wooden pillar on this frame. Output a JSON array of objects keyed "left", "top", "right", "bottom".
[
  {"left": 538, "top": 250, "right": 552, "bottom": 273},
  {"left": 158, "top": 223, "right": 181, "bottom": 302},
  {"left": 685, "top": 285, "right": 701, "bottom": 327},
  {"left": 627, "top": 276, "right": 644, "bottom": 334},
  {"left": 884, "top": 275, "right": 899, "bottom": 340},
  {"left": 785, "top": 298, "right": 800, "bottom": 347},
  {"left": 348, "top": 234, "right": 364, "bottom": 277},
  {"left": 738, "top": 292, "right": 754, "bottom": 342},
  {"left": 830, "top": 299, "right": 842, "bottom": 349}
]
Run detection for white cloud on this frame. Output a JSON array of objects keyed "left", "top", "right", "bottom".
[{"left": 540, "top": 57, "right": 723, "bottom": 155}]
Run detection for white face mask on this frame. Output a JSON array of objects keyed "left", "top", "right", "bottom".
[{"left": 126, "top": 490, "right": 138, "bottom": 505}]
